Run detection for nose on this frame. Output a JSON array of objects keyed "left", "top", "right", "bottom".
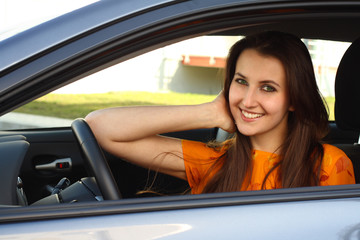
[{"left": 242, "top": 87, "right": 258, "bottom": 108}]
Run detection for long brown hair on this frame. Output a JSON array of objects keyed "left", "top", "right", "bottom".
[{"left": 203, "top": 31, "right": 329, "bottom": 193}]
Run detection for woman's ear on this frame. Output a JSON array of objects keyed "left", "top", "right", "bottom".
[{"left": 288, "top": 105, "right": 295, "bottom": 111}]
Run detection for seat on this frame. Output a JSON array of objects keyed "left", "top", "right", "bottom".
[{"left": 334, "top": 36, "right": 360, "bottom": 183}]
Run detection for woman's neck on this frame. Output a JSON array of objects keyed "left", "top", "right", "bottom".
[{"left": 250, "top": 130, "right": 287, "bottom": 154}]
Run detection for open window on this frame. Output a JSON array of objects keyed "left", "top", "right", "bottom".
[{"left": 0, "top": 36, "right": 350, "bottom": 131}]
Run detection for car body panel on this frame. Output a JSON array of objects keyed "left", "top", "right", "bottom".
[
  {"left": 1, "top": 198, "right": 360, "bottom": 239},
  {"left": 1, "top": 184, "right": 360, "bottom": 238}
]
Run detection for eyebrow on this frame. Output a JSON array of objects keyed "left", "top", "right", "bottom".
[
  {"left": 260, "top": 80, "right": 281, "bottom": 88},
  {"left": 234, "top": 72, "right": 281, "bottom": 88},
  {"left": 234, "top": 72, "right": 246, "bottom": 79}
]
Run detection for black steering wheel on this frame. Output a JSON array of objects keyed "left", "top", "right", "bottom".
[{"left": 71, "top": 118, "right": 122, "bottom": 200}]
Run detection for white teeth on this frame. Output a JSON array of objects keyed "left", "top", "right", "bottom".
[{"left": 242, "top": 110, "right": 263, "bottom": 119}]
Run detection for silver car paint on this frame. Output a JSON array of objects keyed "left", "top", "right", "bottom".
[{"left": 0, "top": 198, "right": 359, "bottom": 239}]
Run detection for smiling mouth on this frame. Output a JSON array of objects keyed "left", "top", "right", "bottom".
[{"left": 241, "top": 110, "right": 264, "bottom": 119}]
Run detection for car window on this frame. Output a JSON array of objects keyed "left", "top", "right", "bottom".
[{"left": 0, "top": 36, "right": 350, "bottom": 130}]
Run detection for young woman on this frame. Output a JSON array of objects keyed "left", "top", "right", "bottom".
[{"left": 86, "top": 31, "right": 355, "bottom": 194}]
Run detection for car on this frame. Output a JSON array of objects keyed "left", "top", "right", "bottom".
[{"left": 0, "top": 0, "right": 360, "bottom": 239}]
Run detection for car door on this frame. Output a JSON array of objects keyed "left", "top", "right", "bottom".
[{"left": 1, "top": 0, "right": 360, "bottom": 239}]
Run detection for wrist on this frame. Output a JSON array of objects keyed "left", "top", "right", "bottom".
[
  {"left": 207, "top": 99, "right": 235, "bottom": 133},
  {"left": 202, "top": 101, "right": 226, "bottom": 129}
]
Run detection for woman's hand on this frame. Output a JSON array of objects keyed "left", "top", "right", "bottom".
[{"left": 210, "top": 91, "right": 236, "bottom": 133}]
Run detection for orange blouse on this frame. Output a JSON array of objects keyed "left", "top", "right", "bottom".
[{"left": 182, "top": 140, "right": 355, "bottom": 194}]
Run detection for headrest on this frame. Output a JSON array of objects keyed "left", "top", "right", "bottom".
[{"left": 335, "top": 37, "right": 360, "bottom": 131}]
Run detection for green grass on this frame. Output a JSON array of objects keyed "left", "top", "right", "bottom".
[
  {"left": 14, "top": 91, "right": 336, "bottom": 120},
  {"left": 14, "top": 91, "right": 217, "bottom": 119},
  {"left": 325, "top": 96, "right": 335, "bottom": 121}
]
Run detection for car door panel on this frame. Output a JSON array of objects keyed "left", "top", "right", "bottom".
[
  {"left": 1, "top": 193, "right": 360, "bottom": 240},
  {"left": 0, "top": 129, "right": 86, "bottom": 204}
]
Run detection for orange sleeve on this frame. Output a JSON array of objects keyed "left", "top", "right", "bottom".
[
  {"left": 182, "top": 140, "right": 225, "bottom": 194},
  {"left": 319, "top": 144, "right": 355, "bottom": 186}
]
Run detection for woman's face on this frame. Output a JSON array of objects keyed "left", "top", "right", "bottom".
[{"left": 229, "top": 49, "right": 293, "bottom": 148}]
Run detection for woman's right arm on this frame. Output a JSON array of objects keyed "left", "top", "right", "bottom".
[{"left": 85, "top": 92, "right": 234, "bottom": 180}]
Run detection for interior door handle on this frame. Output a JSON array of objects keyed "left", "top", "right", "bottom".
[{"left": 35, "top": 158, "right": 72, "bottom": 171}]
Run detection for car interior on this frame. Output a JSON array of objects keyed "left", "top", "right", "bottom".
[
  {"left": 0, "top": 14, "right": 360, "bottom": 207},
  {"left": 333, "top": 36, "right": 360, "bottom": 183}
]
